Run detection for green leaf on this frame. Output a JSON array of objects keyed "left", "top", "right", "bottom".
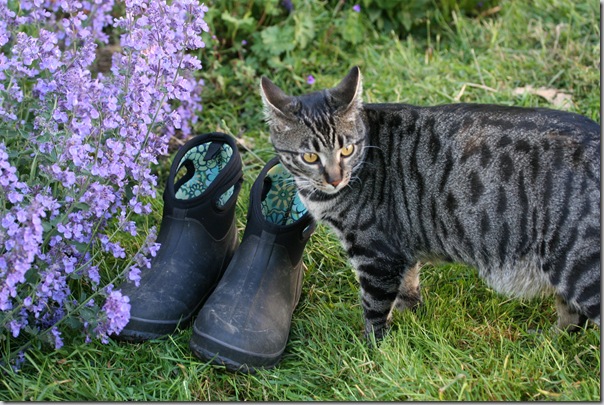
[
  {"left": 42, "top": 220, "right": 54, "bottom": 233},
  {"left": 79, "top": 307, "right": 97, "bottom": 323},
  {"left": 259, "top": 25, "right": 295, "bottom": 55},
  {"left": 73, "top": 241, "right": 90, "bottom": 254},
  {"left": 63, "top": 316, "right": 83, "bottom": 330},
  {"left": 338, "top": 12, "right": 365, "bottom": 45},
  {"left": 69, "top": 272, "right": 83, "bottom": 280},
  {"left": 400, "top": 10, "right": 413, "bottom": 32},
  {"left": 294, "top": 14, "right": 315, "bottom": 49},
  {"left": 73, "top": 202, "right": 90, "bottom": 211},
  {"left": 220, "top": 11, "right": 255, "bottom": 35}
]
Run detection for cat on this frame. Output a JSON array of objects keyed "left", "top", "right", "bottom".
[{"left": 259, "top": 66, "right": 601, "bottom": 341}]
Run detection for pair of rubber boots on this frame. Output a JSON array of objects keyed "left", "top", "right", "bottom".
[{"left": 115, "top": 133, "right": 315, "bottom": 373}]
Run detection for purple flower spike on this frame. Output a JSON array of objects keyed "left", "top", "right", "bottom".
[
  {"left": 96, "top": 289, "right": 131, "bottom": 343},
  {"left": 0, "top": 0, "right": 212, "bottom": 361}
]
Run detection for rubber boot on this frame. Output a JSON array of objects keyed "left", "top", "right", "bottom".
[
  {"left": 115, "top": 132, "right": 243, "bottom": 342},
  {"left": 189, "top": 157, "right": 315, "bottom": 372}
]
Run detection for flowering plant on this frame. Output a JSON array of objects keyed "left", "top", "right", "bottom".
[{"left": 0, "top": 0, "right": 208, "bottom": 363}]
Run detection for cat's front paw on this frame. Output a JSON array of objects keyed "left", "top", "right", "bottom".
[{"left": 364, "top": 320, "right": 390, "bottom": 346}]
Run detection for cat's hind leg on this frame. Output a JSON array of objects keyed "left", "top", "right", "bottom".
[
  {"left": 389, "top": 262, "right": 423, "bottom": 320},
  {"left": 554, "top": 295, "right": 591, "bottom": 332},
  {"left": 551, "top": 250, "right": 600, "bottom": 331}
]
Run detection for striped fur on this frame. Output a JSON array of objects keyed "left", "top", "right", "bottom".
[{"left": 261, "top": 67, "right": 601, "bottom": 340}]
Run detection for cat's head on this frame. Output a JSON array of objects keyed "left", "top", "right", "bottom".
[{"left": 260, "top": 66, "right": 366, "bottom": 195}]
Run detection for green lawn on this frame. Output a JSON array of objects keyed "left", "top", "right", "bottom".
[{"left": 1, "top": 0, "right": 600, "bottom": 401}]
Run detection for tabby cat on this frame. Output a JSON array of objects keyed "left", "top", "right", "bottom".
[{"left": 259, "top": 67, "right": 601, "bottom": 341}]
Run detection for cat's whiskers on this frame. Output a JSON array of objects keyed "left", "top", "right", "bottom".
[
  {"left": 298, "top": 181, "right": 322, "bottom": 200},
  {"left": 361, "top": 144, "right": 382, "bottom": 152},
  {"left": 282, "top": 177, "right": 298, "bottom": 187},
  {"left": 349, "top": 175, "right": 363, "bottom": 188},
  {"left": 350, "top": 156, "right": 373, "bottom": 180},
  {"left": 291, "top": 177, "right": 320, "bottom": 198}
]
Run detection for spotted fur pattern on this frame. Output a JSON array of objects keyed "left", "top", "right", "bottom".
[{"left": 261, "top": 67, "right": 601, "bottom": 340}]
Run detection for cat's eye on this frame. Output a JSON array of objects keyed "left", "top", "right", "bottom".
[
  {"left": 340, "top": 144, "right": 355, "bottom": 157},
  {"left": 302, "top": 152, "right": 319, "bottom": 164}
]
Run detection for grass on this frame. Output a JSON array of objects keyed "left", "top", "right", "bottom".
[{"left": 1, "top": 0, "right": 600, "bottom": 401}]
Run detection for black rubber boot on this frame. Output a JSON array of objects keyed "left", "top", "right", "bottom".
[
  {"left": 189, "top": 157, "right": 315, "bottom": 372},
  {"left": 115, "top": 133, "right": 243, "bottom": 342}
]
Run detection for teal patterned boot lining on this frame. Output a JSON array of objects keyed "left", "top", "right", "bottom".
[
  {"left": 261, "top": 164, "right": 308, "bottom": 225},
  {"left": 174, "top": 142, "right": 234, "bottom": 207}
]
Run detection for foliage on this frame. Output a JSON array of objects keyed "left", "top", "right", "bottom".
[
  {"left": 202, "top": 0, "right": 501, "bottom": 75},
  {"left": 359, "top": 0, "right": 501, "bottom": 35},
  {"left": 0, "top": 0, "right": 208, "bottom": 365},
  {"left": 200, "top": 0, "right": 377, "bottom": 77}
]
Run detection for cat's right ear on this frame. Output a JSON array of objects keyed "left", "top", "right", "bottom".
[{"left": 260, "top": 77, "right": 297, "bottom": 119}]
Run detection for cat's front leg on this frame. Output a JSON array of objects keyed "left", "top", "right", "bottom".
[{"left": 354, "top": 258, "right": 407, "bottom": 342}]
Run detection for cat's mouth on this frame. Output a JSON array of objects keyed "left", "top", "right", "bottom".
[
  {"left": 294, "top": 175, "right": 351, "bottom": 196},
  {"left": 317, "top": 178, "right": 350, "bottom": 194}
]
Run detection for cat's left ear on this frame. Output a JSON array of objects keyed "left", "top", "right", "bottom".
[{"left": 330, "top": 66, "right": 363, "bottom": 113}]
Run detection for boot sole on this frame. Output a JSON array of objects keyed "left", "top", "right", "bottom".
[
  {"left": 189, "top": 327, "right": 284, "bottom": 374},
  {"left": 117, "top": 314, "right": 195, "bottom": 343},
  {"left": 114, "top": 273, "right": 222, "bottom": 343}
]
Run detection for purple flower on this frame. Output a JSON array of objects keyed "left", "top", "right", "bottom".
[
  {"left": 127, "top": 266, "right": 141, "bottom": 286},
  {"left": 9, "top": 319, "right": 22, "bottom": 337},
  {"left": 307, "top": 75, "right": 315, "bottom": 85},
  {"left": 51, "top": 327, "right": 64, "bottom": 349},
  {"left": 96, "top": 289, "right": 131, "bottom": 343},
  {"left": 12, "top": 351, "right": 26, "bottom": 372},
  {"left": 353, "top": 4, "right": 361, "bottom": 12},
  {"left": 281, "top": 0, "right": 294, "bottom": 13}
]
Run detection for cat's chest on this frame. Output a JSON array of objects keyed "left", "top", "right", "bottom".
[
  {"left": 300, "top": 196, "right": 330, "bottom": 220},
  {"left": 300, "top": 194, "right": 344, "bottom": 225}
]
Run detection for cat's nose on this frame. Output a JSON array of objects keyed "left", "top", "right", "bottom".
[
  {"left": 325, "top": 168, "right": 343, "bottom": 188},
  {"left": 329, "top": 178, "right": 342, "bottom": 187}
]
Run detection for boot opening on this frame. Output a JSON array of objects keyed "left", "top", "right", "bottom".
[
  {"left": 260, "top": 164, "right": 308, "bottom": 225},
  {"left": 174, "top": 141, "right": 235, "bottom": 207}
]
